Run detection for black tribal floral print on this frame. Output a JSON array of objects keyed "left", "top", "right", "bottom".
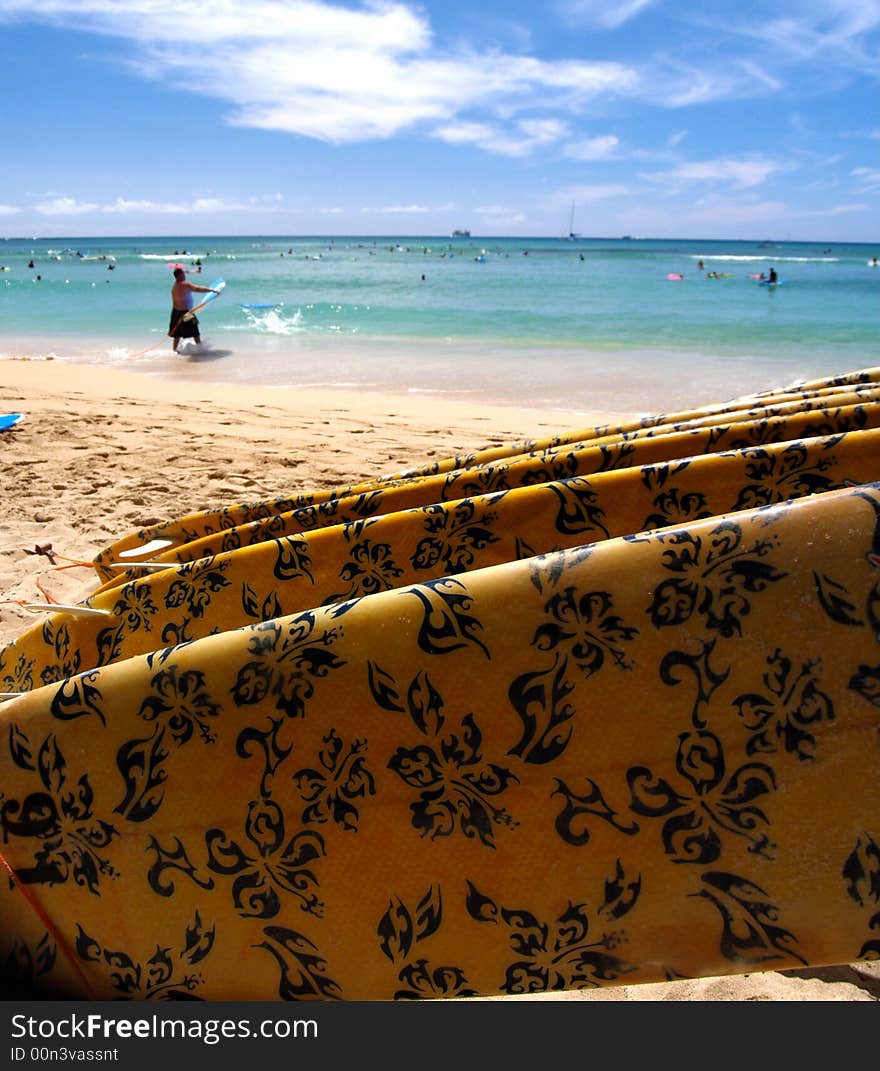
[{"left": 1, "top": 369, "right": 879, "bottom": 1001}]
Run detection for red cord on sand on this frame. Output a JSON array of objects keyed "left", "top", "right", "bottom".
[
  {"left": 34, "top": 580, "right": 60, "bottom": 603},
  {"left": 0, "top": 849, "right": 98, "bottom": 999}
]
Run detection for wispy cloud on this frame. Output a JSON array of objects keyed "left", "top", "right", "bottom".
[
  {"left": 821, "top": 202, "right": 866, "bottom": 215},
  {"left": 563, "top": 135, "right": 620, "bottom": 160},
  {"left": 549, "top": 184, "right": 630, "bottom": 207},
  {"left": 648, "top": 58, "right": 784, "bottom": 107},
  {"left": 851, "top": 166, "right": 880, "bottom": 189},
  {"left": 697, "top": 201, "right": 790, "bottom": 226},
  {"left": 669, "top": 194, "right": 791, "bottom": 228},
  {"left": 557, "top": 0, "right": 658, "bottom": 30},
  {"left": 30, "top": 194, "right": 286, "bottom": 216},
  {"left": 35, "top": 197, "right": 99, "bottom": 216},
  {"left": 642, "top": 157, "right": 786, "bottom": 190},
  {"left": 687, "top": 3, "right": 880, "bottom": 77},
  {"left": 366, "top": 204, "right": 433, "bottom": 214},
  {"left": 435, "top": 117, "right": 569, "bottom": 157},
  {"left": 0, "top": 204, "right": 22, "bottom": 215},
  {"left": 475, "top": 204, "right": 527, "bottom": 225}
]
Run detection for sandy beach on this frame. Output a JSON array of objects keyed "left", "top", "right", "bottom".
[
  {"left": 1, "top": 354, "right": 878, "bottom": 1003},
  {"left": 0, "top": 356, "right": 628, "bottom": 632}
]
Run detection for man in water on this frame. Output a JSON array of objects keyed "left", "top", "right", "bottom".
[
  {"left": 168, "top": 267, "right": 219, "bottom": 352},
  {"left": 768, "top": 267, "right": 778, "bottom": 284}
]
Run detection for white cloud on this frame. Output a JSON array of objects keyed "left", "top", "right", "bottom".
[
  {"left": 434, "top": 117, "right": 568, "bottom": 157},
  {"left": 31, "top": 195, "right": 285, "bottom": 216},
  {"left": 319, "top": 206, "right": 344, "bottom": 215},
  {"left": 372, "top": 204, "right": 432, "bottom": 214},
  {"left": 35, "top": 197, "right": 98, "bottom": 215},
  {"left": 563, "top": 135, "right": 620, "bottom": 160},
  {"left": 0, "top": 204, "right": 22, "bottom": 215},
  {"left": 434, "top": 121, "right": 495, "bottom": 146},
  {"left": 224, "top": 53, "right": 633, "bottom": 143},
  {"left": 519, "top": 118, "right": 569, "bottom": 141},
  {"left": 643, "top": 157, "right": 785, "bottom": 189},
  {"left": 360, "top": 201, "right": 455, "bottom": 214},
  {"left": 0, "top": 0, "right": 432, "bottom": 49},
  {"left": 189, "top": 198, "right": 232, "bottom": 213},
  {"left": 0, "top": 1, "right": 638, "bottom": 149},
  {"left": 101, "top": 198, "right": 186, "bottom": 215}
]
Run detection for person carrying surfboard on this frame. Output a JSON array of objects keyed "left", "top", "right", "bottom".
[{"left": 168, "top": 267, "right": 219, "bottom": 352}]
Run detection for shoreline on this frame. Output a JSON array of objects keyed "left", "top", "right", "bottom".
[
  {"left": 0, "top": 355, "right": 624, "bottom": 651},
  {"left": 0, "top": 354, "right": 632, "bottom": 432},
  {"left": 0, "top": 332, "right": 866, "bottom": 417}
]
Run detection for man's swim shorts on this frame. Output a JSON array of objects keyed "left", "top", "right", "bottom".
[{"left": 169, "top": 307, "right": 200, "bottom": 338}]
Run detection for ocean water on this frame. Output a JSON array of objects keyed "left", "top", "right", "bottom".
[{"left": 1, "top": 234, "right": 877, "bottom": 413}]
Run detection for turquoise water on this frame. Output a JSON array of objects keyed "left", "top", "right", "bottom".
[{"left": 1, "top": 234, "right": 877, "bottom": 412}]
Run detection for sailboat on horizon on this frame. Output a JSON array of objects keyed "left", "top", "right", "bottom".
[
  {"left": 569, "top": 202, "right": 582, "bottom": 240},
  {"left": 565, "top": 202, "right": 581, "bottom": 241}
]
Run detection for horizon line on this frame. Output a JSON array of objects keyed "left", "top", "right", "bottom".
[{"left": 1, "top": 233, "right": 876, "bottom": 246}]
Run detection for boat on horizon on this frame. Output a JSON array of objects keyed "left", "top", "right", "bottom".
[{"left": 565, "top": 202, "right": 581, "bottom": 240}]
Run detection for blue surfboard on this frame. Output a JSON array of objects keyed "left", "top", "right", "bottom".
[
  {"left": 183, "top": 278, "right": 225, "bottom": 321},
  {"left": 200, "top": 278, "right": 225, "bottom": 306},
  {"left": 0, "top": 413, "right": 24, "bottom": 430}
]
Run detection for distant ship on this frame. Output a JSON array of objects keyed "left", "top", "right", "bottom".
[{"left": 451, "top": 229, "right": 470, "bottom": 238}]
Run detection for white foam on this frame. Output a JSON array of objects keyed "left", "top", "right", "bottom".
[
  {"left": 692, "top": 255, "right": 839, "bottom": 263},
  {"left": 239, "top": 308, "right": 305, "bottom": 335}
]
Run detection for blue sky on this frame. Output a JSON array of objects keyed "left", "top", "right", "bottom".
[{"left": 0, "top": 0, "right": 877, "bottom": 240}]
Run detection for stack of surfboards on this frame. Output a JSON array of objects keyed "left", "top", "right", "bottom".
[{"left": 2, "top": 366, "right": 879, "bottom": 1001}]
